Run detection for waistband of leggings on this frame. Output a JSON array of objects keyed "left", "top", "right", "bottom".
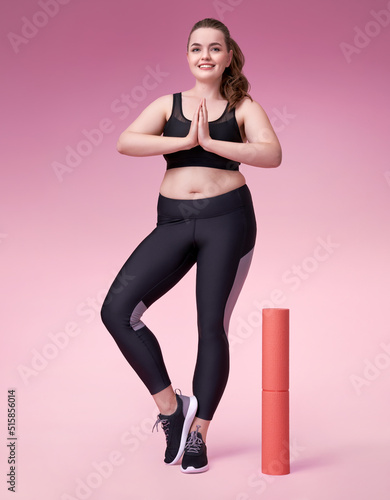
[{"left": 157, "top": 184, "right": 253, "bottom": 220}]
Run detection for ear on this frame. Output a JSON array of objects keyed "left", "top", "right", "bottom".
[{"left": 227, "top": 49, "right": 233, "bottom": 67}]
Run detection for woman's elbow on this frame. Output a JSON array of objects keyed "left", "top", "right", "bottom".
[
  {"left": 254, "top": 147, "right": 282, "bottom": 168},
  {"left": 117, "top": 133, "right": 137, "bottom": 156},
  {"left": 267, "top": 145, "right": 282, "bottom": 168},
  {"left": 271, "top": 149, "right": 282, "bottom": 168},
  {"left": 116, "top": 135, "right": 127, "bottom": 155}
]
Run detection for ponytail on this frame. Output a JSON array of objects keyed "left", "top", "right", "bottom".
[{"left": 221, "top": 37, "right": 252, "bottom": 111}]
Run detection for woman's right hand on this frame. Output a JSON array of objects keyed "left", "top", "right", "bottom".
[{"left": 184, "top": 101, "right": 201, "bottom": 149}]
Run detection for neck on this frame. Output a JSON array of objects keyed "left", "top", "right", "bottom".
[{"left": 189, "top": 79, "right": 223, "bottom": 100}]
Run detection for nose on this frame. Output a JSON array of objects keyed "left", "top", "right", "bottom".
[{"left": 200, "top": 49, "right": 211, "bottom": 60}]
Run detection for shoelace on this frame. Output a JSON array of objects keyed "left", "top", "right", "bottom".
[
  {"left": 152, "top": 417, "right": 170, "bottom": 443},
  {"left": 151, "top": 389, "right": 181, "bottom": 443},
  {"left": 184, "top": 425, "right": 203, "bottom": 453}
]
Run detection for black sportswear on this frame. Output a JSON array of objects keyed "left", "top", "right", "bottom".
[
  {"left": 162, "top": 92, "right": 243, "bottom": 171},
  {"left": 101, "top": 185, "right": 256, "bottom": 421}
]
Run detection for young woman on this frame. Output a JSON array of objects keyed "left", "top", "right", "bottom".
[{"left": 101, "top": 17, "right": 282, "bottom": 474}]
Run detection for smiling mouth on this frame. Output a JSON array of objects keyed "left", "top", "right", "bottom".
[{"left": 198, "top": 64, "right": 215, "bottom": 69}]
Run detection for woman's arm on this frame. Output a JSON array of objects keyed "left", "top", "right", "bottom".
[
  {"left": 198, "top": 98, "right": 282, "bottom": 168},
  {"left": 117, "top": 95, "right": 198, "bottom": 156}
]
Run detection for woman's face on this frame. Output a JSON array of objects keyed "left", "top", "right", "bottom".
[{"left": 186, "top": 28, "right": 233, "bottom": 82}]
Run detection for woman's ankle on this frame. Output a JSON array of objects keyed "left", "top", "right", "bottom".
[
  {"left": 153, "top": 386, "right": 178, "bottom": 415},
  {"left": 190, "top": 417, "right": 210, "bottom": 442}
]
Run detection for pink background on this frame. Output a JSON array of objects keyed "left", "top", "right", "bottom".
[{"left": 1, "top": 0, "right": 390, "bottom": 498}]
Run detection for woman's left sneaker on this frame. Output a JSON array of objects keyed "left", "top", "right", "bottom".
[{"left": 180, "top": 425, "right": 209, "bottom": 473}]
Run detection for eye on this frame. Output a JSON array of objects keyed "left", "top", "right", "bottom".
[
  {"left": 211, "top": 48, "right": 220, "bottom": 52},
  {"left": 191, "top": 48, "right": 200, "bottom": 52}
]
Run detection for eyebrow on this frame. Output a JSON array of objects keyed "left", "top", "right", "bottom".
[{"left": 190, "top": 42, "right": 223, "bottom": 47}]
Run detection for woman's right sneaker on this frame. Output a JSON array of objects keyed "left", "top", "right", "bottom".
[
  {"left": 180, "top": 425, "right": 209, "bottom": 473},
  {"left": 152, "top": 390, "right": 197, "bottom": 465}
]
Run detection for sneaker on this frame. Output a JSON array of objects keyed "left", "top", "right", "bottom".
[
  {"left": 180, "top": 425, "right": 209, "bottom": 473},
  {"left": 152, "top": 390, "right": 197, "bottom": 465}
]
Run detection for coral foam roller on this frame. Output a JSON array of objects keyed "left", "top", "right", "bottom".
[{"left": 262, "top": 308, "right": 290, "bottom": 475}]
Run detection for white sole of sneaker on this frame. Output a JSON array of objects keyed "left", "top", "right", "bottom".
[
  {"left": 168, "top": 395, "right": 198, "bottom": 466},
  {"left": 180, "top": 463, "right": 209, "bottom": 474}
]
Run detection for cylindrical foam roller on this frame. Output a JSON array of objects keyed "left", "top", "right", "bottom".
[
  {"left": 262, "top": 308, "right": 289, "bottom": 391},
  {"left": 262, "top": 390, "right": 290, "bottom": 475},
  {"left": 262, "top": 308, "right": 290, "bottom": 475}
]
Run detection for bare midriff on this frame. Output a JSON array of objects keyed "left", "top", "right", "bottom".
[{"left": 159, "top": 166, "right": 246, "bottom": 200}]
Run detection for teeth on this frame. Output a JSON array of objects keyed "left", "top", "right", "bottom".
[{"left": 199, "top": 65, "right": 213, "bottom": 68}]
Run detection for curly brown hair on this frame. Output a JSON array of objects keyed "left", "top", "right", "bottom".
[{"left": 187, "top": 18, "right": 253, "bottom": 111}]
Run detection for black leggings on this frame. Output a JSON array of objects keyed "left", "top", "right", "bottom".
[{"left": 100, "top": 184, "right": 257, "bottom": 420}]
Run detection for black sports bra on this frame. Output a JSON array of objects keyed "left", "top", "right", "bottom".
[{"left": 162, "top": 93, "right": 243, "bottom": 171}]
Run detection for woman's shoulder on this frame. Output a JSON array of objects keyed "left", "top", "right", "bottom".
[
  {"left": 235, "top": 96, "right": 269, "bottom": 121},
  {"left": 155, "top": 93, "right": 176, "bottom": 102},
  {"left": 145, "top": 94, "right": 175, "bottom": 121},
  {"left": 236, "top": 95, "right": 263, "bottom": 112}
]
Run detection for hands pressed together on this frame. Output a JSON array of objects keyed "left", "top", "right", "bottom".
[{"left": 186, "top": 98, "right": 212, "bottom": 150}]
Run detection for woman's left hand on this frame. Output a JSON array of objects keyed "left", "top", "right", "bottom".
[{"left": 197, "top": 98, "right": 212, "bottom": 149}]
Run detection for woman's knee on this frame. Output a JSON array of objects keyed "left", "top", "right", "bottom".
[
  {"left": 100, "top": 293, "right": 116, "bottom": 329},
  {"left": 100, "top": 291, "right": 147, "bottom": 334},
  {"left": 198, "top": 310, "right": 225, "bottom": 337},
  {"left": 100, "top": 287, "right": 127, "bottom": 328}
]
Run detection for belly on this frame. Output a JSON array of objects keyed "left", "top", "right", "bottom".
[{"left": 159, "top": 166, "right": 246, "bottom": 199}]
